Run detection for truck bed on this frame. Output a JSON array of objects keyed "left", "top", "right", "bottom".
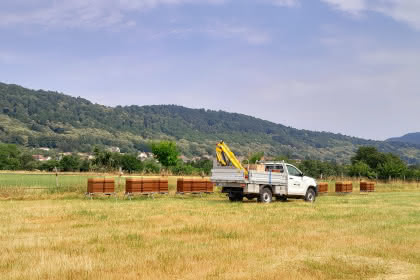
[{"left": 211, "top": 166, "right": 287, "bottom": 186}]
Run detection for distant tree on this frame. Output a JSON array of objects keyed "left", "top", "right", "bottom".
[
  {"left": 245, "top": 152, "right": 264, "bottom": 164},
  {"left": 377, "top": 154, "right": 407, "bottom": 179},
  {"left": 349, "top": 161, "right": 376, "bottom": 178},
  {"left": 39, "top": 160, "right": 59, "bottom": 172},
  {"left": 59, "top": 155, "right": 81, "bottom": 172},
  {"left": 120, "top": 154, "right": 142, "bottom": 173},
  {"left": 189, "top": 158, "right": 213, "bottom": 175},
  {"left": 0, "top": 144, "right": 21, "bottom": 170},
  {"left": 151, "top": 141, "right": 179, "bottom": 168},
  {"left": 143, "top": 159, "right": 161, "bottom": 174},
  {"left": 351, "top": 147, "right": 385, "bottom": 169},
  {"left": 79, "top": 159, "right": 91, "bottom": 172}
]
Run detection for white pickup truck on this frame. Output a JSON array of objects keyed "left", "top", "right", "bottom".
[{"left": 211, "top": 161, "right": 318, "bottom": 203}]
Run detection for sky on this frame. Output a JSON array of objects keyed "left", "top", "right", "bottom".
[{"left": 0, "top": 0, "right": 419, "bottom": 140}]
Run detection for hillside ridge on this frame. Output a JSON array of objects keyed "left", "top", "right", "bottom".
[{"left": 1, "top": 82, "right": 420, "bottom": 164}]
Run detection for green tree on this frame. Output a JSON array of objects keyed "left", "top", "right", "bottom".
[
  {"left": 143, "top": 159, "right": 161, "bottom": 174},
  {"left": 59, "top": 155, "right": 81, "bottom": 172},
  {"left": 245, "top": 151, "right": 264, "bottom": 164},
  {"left": 120, "top": 154, "right": 142, "bottom": 173},
  {"left": 349, "top": 161, "right": 376, "bottom": 178},
  {"left": 39, "top": 160, "right": 59, "bottom": 172},
  {"left": 351, "top": 147, "right": 385, "bottom": 169},
  {"left": 151, "top": 141, "right": 179, "bottom": 168},
  {"left": 377, "top": 154, "right": 407, "bottom": 179},
  {"left": 0, "top": 144, "right": 23, "bottom": 170}
]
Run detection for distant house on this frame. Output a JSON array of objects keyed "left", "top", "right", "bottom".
[
  {"left": 32, "top": 155, "right": 51, "bottom": 162},
  {"left": 39, "top": 147, "right": 50, "bottom": 151},
  {"left": 137, "top": 152, "right": 148, "bottom": 161},
  {"left": 108, "top": 147, "right": 121, "bottom": 153},
  {"left": 77, "top": 153, "right": 93, "bottom": 160},
  {"left": 180, "top": 155, "right": 189, "bottom": 163}
]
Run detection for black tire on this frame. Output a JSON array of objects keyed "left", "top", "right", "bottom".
[
  {"left": 304, "top": 188, "right": 316, "bottom": 203},
  {"left": 258, "top": 187, "right": 273, "bottom": 203},
  {"left": 229, "top": 193, "right": 243, "bottom": 202}
]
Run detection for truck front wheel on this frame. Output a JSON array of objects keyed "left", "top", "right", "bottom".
[
  {"left": 304, "top": 188, "right": 316, "bottom": 203},
  {"left": 258, "top": 188, "right": 272, "bottom": 203}
]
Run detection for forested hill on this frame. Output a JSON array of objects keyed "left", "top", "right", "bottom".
[
  {"left": 387, "top": 133, "right": 420, "bottom": 145},
  {"left": 1, "top": 82, "right": 420, "bottom": 164}
]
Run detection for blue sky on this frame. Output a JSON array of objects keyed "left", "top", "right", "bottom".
[{"left": 0, "top": 0, "right": 419, "bottom": 140}]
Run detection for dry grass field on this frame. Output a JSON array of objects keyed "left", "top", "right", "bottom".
[{"left": 0, "top": 174, "right": 419, "bottom": 279}]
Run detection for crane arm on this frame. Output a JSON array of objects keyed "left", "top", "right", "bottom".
[{"left": 216, "top": 141, "right": 248, "bottom": 176}]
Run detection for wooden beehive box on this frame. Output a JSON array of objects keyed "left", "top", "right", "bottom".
[
  {"left": 183, "top": 178, "right": 193, "bottom": 193},
  {"left": 335, "top": 181, "right": 343, "bottom": 193},
  {"left": 248, "top": 164, "right": 265, "bottom": 172},
  {"left": 369, "top": 182, "right": 375, "bottom": 192},
  {"left": 159, "top": 178, "right": 169, "bottom": 193},
  {"left": 126, "top": 178, "right": 142, "bottom": 193},
  {"left": 346, "top": 182, "right": 353, "bottom": 193},
  {"left": 360, "top": 181, "right": 368, "bottom": 192},
  {"left": 361, "top": 182, "right": 375, "bottom": 192},
  {"left": 192, "top": 179, "right": 206, "bottom": 192},
  {"left": 87, "top": 178, "right": 104, "bottom": 193},
  {"left": 104, "top": 178, "right": 115, "bottom": 193},
  {"left": 318, "top": 182, "right": 328, "bottom": 193},
  {"left": 177, "top": 178, "right": 184, "bottom": 192},
  {"left": 206, "top": 180, "right": 214, "bottom": 193},
  {"left": 142, "top": 178, "right": 158, "bottom": 193}
]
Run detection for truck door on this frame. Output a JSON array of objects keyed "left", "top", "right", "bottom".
[{"left": 286, "top": 164, "right": 305, "bottom": 195}]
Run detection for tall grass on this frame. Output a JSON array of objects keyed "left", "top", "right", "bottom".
[{"left": 0, "top": 192, "right": 419, "bottom": 279}]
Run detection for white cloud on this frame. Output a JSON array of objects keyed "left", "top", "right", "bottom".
[
  {"left": 204, "top": 23, "right": 271, "bottom": 45},
  {"left": 321, "top": 0, "right": 420, "bottom": 30},
  {"left": 269, "top": 0, "right": 300, "bottom": 7},
  {"left": 321, "top": 0, "right": 365, "bottom": 14},
  {"left": 0, "top": 0, "right": 226, "bottom": 28}
]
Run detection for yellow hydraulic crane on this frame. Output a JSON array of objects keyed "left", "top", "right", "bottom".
[{"left": 216, "top": 141, "right": 248, "bottom": 176}]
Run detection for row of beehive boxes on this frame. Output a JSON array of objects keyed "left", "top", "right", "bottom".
[
  {"left": 177, "top": 178, "right": 214, "bottom": 193},
  {"left": 318, "top": 181, "right": 376, "bottom": 193},
  {"left": 88, "top": 177, "right": 214, "bottom": 194},
  {"left": 87, "top": 178, "right": 168, "bottom": 194}
]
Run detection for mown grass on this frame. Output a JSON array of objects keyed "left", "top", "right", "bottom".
[{"left": 0, "top": 173, "right": 419, "bottom": 279}]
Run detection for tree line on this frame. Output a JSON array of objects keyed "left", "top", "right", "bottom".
[
  {"left": 0, "top": 142, "right": 212, "bottom": 175},
  {"left": 1, "top": 141, "right": 419, "bottom": 179},
  {"left": 246, "top": 146, "right": 420, "bottom": 180}
]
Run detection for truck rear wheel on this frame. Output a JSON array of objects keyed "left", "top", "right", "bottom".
[{"left": 258, "top": 188, "right": 272, "bottom": 203}]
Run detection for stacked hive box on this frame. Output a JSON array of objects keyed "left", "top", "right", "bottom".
[
  {"left": 142, "top": 178, "right": 159, "bottom": 193},
  {"left": 318, "top": 182, "right": 329, "bottom": 193},
  {"left": 335, "top": 181, "right": 353, "bottom": 193},
  {"left": 177, "top": 178, "right": 213, "bottom": 193},
  {"left": 177, "top": 178, "right": 192, "bottom": 193},
  {"left": 126, "top": 178, "right": 142, "bottom": 193},
  {"left": 206, "top": 180, "right": 214, "bottom": 193},
  {"left": 125, "top": 178, "right": 168, "bottom": 194},
  {"left": 104, "top": 178, "right": 115, "bottom": 193},
  {"left": 192, "top": 179, "right": 207, "bottom": 192},
  {"left": 360, "top": 181, "right": 375, "bottom": 192},
  {"left": 87, "top": 178, "right": 104, "bottom": 193},
  {"left": 158, "top": 178, "right": 169, "bottom": 193}
]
